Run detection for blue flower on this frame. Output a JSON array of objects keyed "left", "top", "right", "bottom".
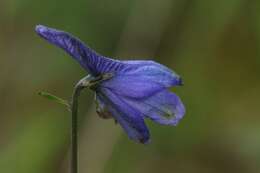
[{"left": 35, "top": 25, "right": 185, "bottom": 144}]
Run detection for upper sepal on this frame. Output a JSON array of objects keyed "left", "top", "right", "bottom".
[{"left": 35, "top": 25, "right": 120, "bottom": 75}]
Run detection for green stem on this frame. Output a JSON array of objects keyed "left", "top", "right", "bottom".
[
  {"left": 70, "top": 75, "right": 94, "bottom": 173},
  {"left": 69, "top": 74, "right": 113, "bottom": 173},
  {"left": 71, "top": 86, "right": 80, "bottom": 173}
]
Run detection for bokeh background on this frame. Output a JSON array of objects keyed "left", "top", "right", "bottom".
[{"left": 0, "top": 0, "right": 260, "bottom": 173}]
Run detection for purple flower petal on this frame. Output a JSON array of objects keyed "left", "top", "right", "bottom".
[
  {"left": 35, "top": 25, "right": 122, "bottom": 75},
  {"left": 97, "top": 88, "right": 150, "bottom": 144},
  {"left": 101, "top": 60, "right": 183, "bottom": 99},
  {"left": 101, "top": 75, "right": 164, "bottom": 99},
  {"left": 35, "top": 25, "right": 183, "bottom": 88},
  {"left": 120, "top": 60, "right": 183, "bottom": 87},
  {"left": 120, "top": 89, "right": 185, "bottom": 125}
]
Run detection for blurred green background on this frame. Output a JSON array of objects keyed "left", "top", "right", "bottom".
[{"left": 0, "top": 0, "right": 260, "bottom": 172}]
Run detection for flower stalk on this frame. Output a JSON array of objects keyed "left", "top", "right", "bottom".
[
  {"left": 70, "top": 83, "right": 81, "bottom": 173},
  {"left": 70, "top": 75, "right": 97, "bottom": 173}
]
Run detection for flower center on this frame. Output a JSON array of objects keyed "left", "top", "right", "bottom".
[{"left": 89, "top": 73, "right": 113, "bottom": 90}]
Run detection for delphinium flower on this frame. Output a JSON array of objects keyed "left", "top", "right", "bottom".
[{"left": 35, "top": 25, "right": 185, "bottom": 144}]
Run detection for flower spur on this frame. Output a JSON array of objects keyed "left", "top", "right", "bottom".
[{"left": 35, "top": 25, "right": 185, "bottom": 144}]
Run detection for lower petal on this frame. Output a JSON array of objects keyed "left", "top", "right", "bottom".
[
  {"left": 98, "top": 88, "right": 150, "bottom": 144},
  {"left": 121, "top": 89, "right": 185, "bottom": 125}
]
